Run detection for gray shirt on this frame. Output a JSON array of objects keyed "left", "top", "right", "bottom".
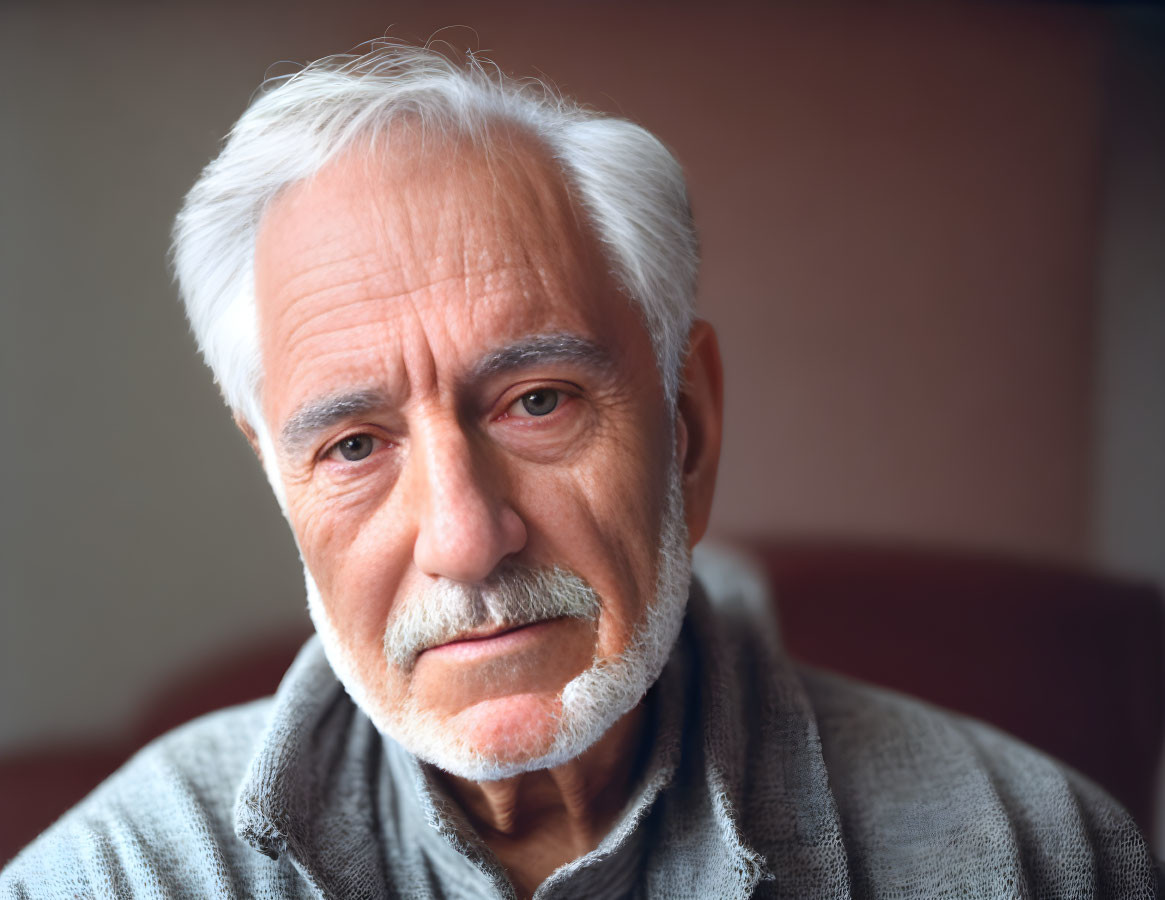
[{"left": 2, "top": 575, "right": 1158, "bottom": 898}]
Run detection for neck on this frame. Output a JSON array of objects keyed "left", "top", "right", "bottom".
[{"left": 436, "top": 703, "right": 648, "bottom": 897}]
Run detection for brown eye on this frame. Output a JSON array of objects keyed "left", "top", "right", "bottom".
[
  {"left": 518, "top": 389, "right": 559, "bottom": 417},
  {"left": 336, "top": 434, "right": 375, "bottom": 461}
]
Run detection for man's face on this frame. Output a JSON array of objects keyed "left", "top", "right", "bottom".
[{"left": 253, "top": 128, "right": 685, "bottom": 776}]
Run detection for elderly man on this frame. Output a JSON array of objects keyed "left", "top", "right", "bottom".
[{"left": 2, "top": 43, "right": 1158, "bottom": 899}]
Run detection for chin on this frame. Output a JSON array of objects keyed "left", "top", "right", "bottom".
[
  {"left": 392, "top": 693, "right": 567, "bottom": 781},
  {"left": 303, "top": 466, "right": 692, "bottom": 782}
]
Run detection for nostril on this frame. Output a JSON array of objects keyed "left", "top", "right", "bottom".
[{"left": 498, "top": 507, "right": 528, "bottom": 558}]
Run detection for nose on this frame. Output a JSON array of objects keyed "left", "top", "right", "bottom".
[{"left": 410, "top": 422, "right": 527, "bottom": 583}]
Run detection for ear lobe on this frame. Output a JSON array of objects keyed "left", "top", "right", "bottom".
[
  {"left": 675, "top": 319, "right": 724, "bottom": 547},
  {"left": 233, "top": 413, "right": 264, "bottom": 463}
]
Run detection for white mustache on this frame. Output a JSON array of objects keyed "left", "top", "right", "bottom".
[{"left": 383, "top": 566, "right": 601, "bottom": 671}]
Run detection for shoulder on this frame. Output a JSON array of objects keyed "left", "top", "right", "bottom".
[
  {"left": 0, "top": 700, "right": 301, "bottom": 899},
  {"left": 799, "top": 667, "right": 1159, "bottom": 899}
]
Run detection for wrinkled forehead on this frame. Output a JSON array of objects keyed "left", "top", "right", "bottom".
[
  {"left": 251, "top": 121, "right": 656, "bottom": 423},
  {"left": 254, "top": 121, "right": 608, "bottom": 310}
]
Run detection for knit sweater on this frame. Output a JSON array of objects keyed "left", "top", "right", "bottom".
[{"left": 2, "top": 563, "right": 1158, "bottom": 898}]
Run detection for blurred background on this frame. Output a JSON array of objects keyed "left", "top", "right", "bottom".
[{"left": 2, "top": 0, "right": 1163, "bottom": 856}]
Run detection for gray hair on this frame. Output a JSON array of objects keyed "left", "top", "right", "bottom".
[{"left": 171, "top": 40, "right": 700, "bottom": 432}]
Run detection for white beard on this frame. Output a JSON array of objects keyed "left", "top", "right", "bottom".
[{"left": 304, "top": 462, "right": 691, "bottom": 781}]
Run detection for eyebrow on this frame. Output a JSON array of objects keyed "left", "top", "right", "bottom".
[
  {"left": 279, "top": 388, "right": 388, "bottom": 457},
  {"left": 277, "top": 333, "right": 612, "bottom": 457},
  {"left": 468, "top": 333, "right": 613, "bottom": 381}
]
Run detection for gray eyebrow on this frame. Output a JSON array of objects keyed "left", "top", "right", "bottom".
[
  {"left": 279, "top": 388, "right": 388, "bottom": 456},
  {"left": 277, "top": 334, "right": 610, "bottom": 457},
  {"left": 469, "top": 333, "right": 613, "bottom": 381}
]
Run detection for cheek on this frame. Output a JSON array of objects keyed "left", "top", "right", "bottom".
[
  {"left": 290, "top": 490, "right": 411, "bottom": 652},
  {"left": 512, "top": 430, "right": 669, "bottom": 653}
]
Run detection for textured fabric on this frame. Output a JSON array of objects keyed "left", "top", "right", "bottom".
[{"left": 2, "top": 565, "right": 1158, "bottom": 898}]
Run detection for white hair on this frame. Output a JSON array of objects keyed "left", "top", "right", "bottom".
[{"left": 171, "top": 40, "right": 700, "bottom": 433}]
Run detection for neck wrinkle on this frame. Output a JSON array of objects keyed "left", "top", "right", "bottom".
[
  {"left": 391, "top": 610, "right": 690, "bottom": 899},
  {"left": 438, "top": 697, "right": 647, "bottom": 844}
]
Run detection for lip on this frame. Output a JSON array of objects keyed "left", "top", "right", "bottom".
[{"left": 419, "top": 619, "right": 559, "bottom": 663}]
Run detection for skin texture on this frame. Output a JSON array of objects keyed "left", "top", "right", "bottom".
[{"left": 250, "top": 125, "right": 723, "bottom": 895}]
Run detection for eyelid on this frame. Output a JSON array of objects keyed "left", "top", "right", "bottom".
[
  {"left": 319, "top": 428, "right": 389, "bottom": 463},
  {"left": 494, "top": 381, "right": 581, "bottom": 421}
]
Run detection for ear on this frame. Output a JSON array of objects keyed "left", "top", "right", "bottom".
[
  {"left": 233, "top": 412, "right": 264, "bottom": 463},
  {"left": 674, "top": 319, "right": 723, "bottom": 548}
]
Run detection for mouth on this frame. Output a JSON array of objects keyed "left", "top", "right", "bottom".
[{"left": 418, "top": 619, "right": 561, "bottom": 664}]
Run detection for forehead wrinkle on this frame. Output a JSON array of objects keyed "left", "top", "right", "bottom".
[
  {"left": 385, "top": 128, "right": 581, "bottom": 299},
  {"left": 274, "top": 264, "right": 564, "bottom": 429},
  {"left": 278, "top": 326, "right": 397, "bottom": 386},
  {"left": 275, "top": 236, "right": 379, "bottom": 294},
  {"left": 274, "top": 133, "right": 597, "bottom": 328},
  {"left": 276, "top": 264, "right": 519, "bottom": 358},
  {"left": 277, "top": 289, "right": 391, "bottom": 358},
  {"left": 263, "top": 126, "right": 624, "bottom": 437}
]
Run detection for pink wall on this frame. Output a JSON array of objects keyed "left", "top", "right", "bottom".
[
  {"left": 1, "top": 1, "right": 1112, "bottom": 754},
  {"left": 153, "top": 0, "right": 1108, "bottom": 561},
  {"left": 423, "top": 2, "right": 1105, "bottom": 561}
]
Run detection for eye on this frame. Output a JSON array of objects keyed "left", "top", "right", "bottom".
[
  {"left": 513, "top": 389, "right": 560, "bottom": 417},
  {"left": 331, "top": 434, "right": 376, "bottom": 462}
]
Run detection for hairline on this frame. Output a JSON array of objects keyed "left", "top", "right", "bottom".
[{"left": 172, "top": 43, "right": 698, "bottom": 443}]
